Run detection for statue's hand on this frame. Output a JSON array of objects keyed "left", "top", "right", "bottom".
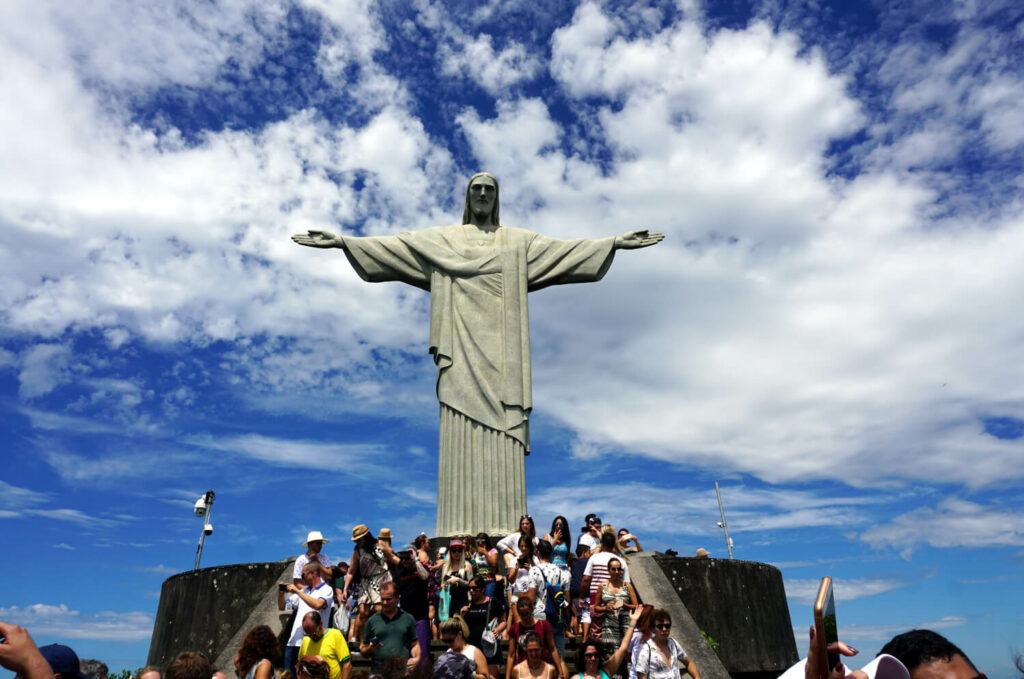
[
  {"left": 291, "top": 229, "right": 344, "bottom": 249},
  {"left": 615, "top": 229, "right": 664, "bottom": 249}
]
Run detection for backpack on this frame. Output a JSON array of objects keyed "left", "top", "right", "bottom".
[{"left": 541, "top": 566, "right": 568, "bottom": 625}]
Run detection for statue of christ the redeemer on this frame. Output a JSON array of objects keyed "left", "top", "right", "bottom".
[{"left": 292, "top": 173, "right": 663, "bottom": 536}]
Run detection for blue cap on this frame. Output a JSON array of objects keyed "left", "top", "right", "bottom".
[{"left": 38, "top": 644, "right": 90, "bottom": 679}]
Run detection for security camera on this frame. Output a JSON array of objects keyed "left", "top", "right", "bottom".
[
  {"left": 203, "top": 523, "right": 213, "bottom": 536},
  {"left": 716, "top": 522, "right": 723, "bottom": 528},
  {"left": 194, "top": 498, "right": 208, "bottom": 517}
]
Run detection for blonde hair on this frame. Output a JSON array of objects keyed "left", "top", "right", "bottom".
[{"left": 440, "top": 615, "right": 469, "bottom": 639}]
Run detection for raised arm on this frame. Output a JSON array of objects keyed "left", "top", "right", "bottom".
[
  {"left": 292, "top": 229, "right": 345, "bottom": 248},
  {"left": 614, "top": 230, "right": 664, "bottom": 249},
  {"left": 604, "top": 607, "right": 642, "bottom": 675}
]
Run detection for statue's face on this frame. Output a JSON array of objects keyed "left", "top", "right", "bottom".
[{"left": 469, "top": 176, "right": 496, "bottom": 219}]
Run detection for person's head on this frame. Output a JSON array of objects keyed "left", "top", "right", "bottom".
[
  {"left": 380, "top": 582, "right": 399, "bottom": 615},
  {"left": 536, "top": 539, "right": 553, "bottom": 562},
  {"left": 213, "top": 671, "right": 228, "bottom": 679},
  {"left": 550, "top": 516, "right": 569, "bottom": 539},
  {"left": 599, "top": 527, "right": 618, "bottom": 551},
  {"left": 351, "top": 524, "right": 375, "bottom": 547},
  {"left": 469, "top": 575, "right": 487, "bottom": 601},
  {"left": 414, "top": 533, "right": 429, "bottom": 550},
  {"left": 462, "top": 173, "right": 500, "bottom": 226},
  {"left": 39, "top": 645, "right": 90, "bottom": 679},
  {"left": 518, "top": 515, "right": 536, "bottom": 538},
  {"left": 165, "top": 652, "right": 213, "bottom": 679},
  {"left": 378, "top": 528, "right": 392, "bottom": 545},
  {"left": 607, "top": 557, "right": 624, "bottom": 581},
  {"left": 475, "top": 533, "right": 492, "bottom": 551},
  {"left": 584, "top": 514, "right": 602, "bottom": 535},
  {"left": 301, "top": 610, "right": 324, "bottom": 637},
  {"left": 516, "top": 593, "right": 536, "bottom": 622},
  {"left": 79, "top": 660, "right": 108, "bottom": 679},
  {"left": 295, "top": 656, "right": 330, "bottom": 679},
  {"left": 651, "top": 609, "right": 673, "bottom": 640},
  {"left": 694, "top": 548, "right": 709, "bottom": 559},
  {"left": 331, "top": 564, "right": 347, "bottom": 582},
  {"left": 439, "top": 616, "right": 469, "bottom": 648},
  {"left": 519, "top": 631, "right": 543, "bottom": 665},
  {"left": 447, "top": 538, "right": 466, "bottom": 562},
  {"left": 576, "top": 641, "right": 608, "bottom": 673},
  {"left": 575, "top": 544, "right": 591, "bottom": 559},
  {"left": 302, "top": 559, "right": 323, "bottom": 586},
  {"left": 303, "top": 531, "right": 328, "bottom": 554},
  {"left": 398, "top": 545, "right": 416, "bottom": 568},
  {"left": 518, "top": 536, "right": 536, "bottom": 560},
  {"left": 879, "top": 630, "right": 982, "bottom": 679},
  {"left": 137, "top": 668, "right": 161, "bottom": 679},
  {"left": 234, "top": 625, "right": 281, "bottom": 676}
]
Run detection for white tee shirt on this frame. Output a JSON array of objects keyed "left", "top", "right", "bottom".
[
  {"left": 293, "top": 553, "right": 333, "bottom": 580},
  {"left": 577, "top": 532, "right": 600, "bottom": 551},
  {"left": 634, "top": 638, "right": 687, "bottom": 679},
  {"left": 532, "top": 562, "right": 570, "bottom": 619},
  {"left": 286, "top": 581, "right": 334, "bottom": 647}
]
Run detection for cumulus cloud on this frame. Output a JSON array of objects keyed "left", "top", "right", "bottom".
[
  {"left": 0, "top": 603, "right": 152, "bottom": 641},
  {"left": 785, "top": 577, "right": 908, "bottom": 605},
  {"left": 859, "top": 499, "right": 1024, "bottom": 557}
]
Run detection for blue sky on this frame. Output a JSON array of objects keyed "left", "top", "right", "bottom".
[{"left": 1, "top": 0, "right": 1023, "bottom": 676}]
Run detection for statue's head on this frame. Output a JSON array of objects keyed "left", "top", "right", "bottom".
[{"left": 462, "top": 172, "right": 500, "bottom": 226}]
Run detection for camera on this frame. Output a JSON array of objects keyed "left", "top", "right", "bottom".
[
  {"left": 194, "top": 498, "right": 208, "bottom": 518},
  {"left": 203, "top": 523, "right": 213, "bottom": 536},
  {"left": 279, "top": 583, "right": 289, "bottom": 592}
]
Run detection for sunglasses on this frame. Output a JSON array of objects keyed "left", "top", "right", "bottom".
[
  {"left": 608, "top": 567, "right": 623, "bottom": 572},
  {"left": 655, "top": 623, "right": 672, "bottom": 630},
  {"left": 584, "top": 653, "right": 599, "bottom": 659}
]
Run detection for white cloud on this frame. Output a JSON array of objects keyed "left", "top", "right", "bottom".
[
  {"left": 0, "top": 603, "right": 153, "bottom": 642},
  {"left": 53, "top": 543, "right": 75, "bottom": 550},
  {"left": 440, "top": 34, "right": 541, "bottom": 94},
  {"left": 17, "top": 344, "right": 73, "bottom": 399},
  {"left": 792, "top": 616, "right": 967, "bottom": 643},
  {"left": 188, "top": 433, "right": 395, "bottom": 475},
  {"left": 0, "top": 480, "right": 49, "bottom": 510},
  {"left": 785, "top": 577, "right": 908, "bottom": 605},
  {"left": 859, "top": 499, "right": 1024, "bottom": 556}
]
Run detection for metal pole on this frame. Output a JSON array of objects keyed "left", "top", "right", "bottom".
[
  {"left": 193, "top": 490, "right": 214, "bottom": 571},
  {"left": 715, "top": 481, "right": 734, "bottom": 559}
]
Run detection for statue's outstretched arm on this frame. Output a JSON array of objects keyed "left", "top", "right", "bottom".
[
  {"left": 614, "top": 229, "right": 664, "bottom": 249},
  {"left": 291, "top": 229, "right": 345, "bottom": 249}
]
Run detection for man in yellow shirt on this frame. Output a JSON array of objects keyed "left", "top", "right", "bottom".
[{"left": 298, "top": 611, "right": 351, "bottom": 679}]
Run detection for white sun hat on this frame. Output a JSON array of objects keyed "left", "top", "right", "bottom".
[{"left": 302, "top": 530, "right": 329, "bottom": 546}]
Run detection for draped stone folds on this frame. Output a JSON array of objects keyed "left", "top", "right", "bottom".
[{"left": 437, "top": 404, "right": 527, "bottom": 536}]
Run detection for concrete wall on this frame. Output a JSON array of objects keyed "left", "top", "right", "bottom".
[
  {"left": 651, "top": 555, "right": 798, "bottom": 679},
  {"left": 147, "top": 561, "right": 292, "bottom": 671}
]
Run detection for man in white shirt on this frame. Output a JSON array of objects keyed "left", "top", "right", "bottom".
[
  {"left": 279, "top": 559, "right": 334, "bottom": 677},
  {"left": 577, "top": 514, "right": 601, "bottom": 552},
  {"left": 293, "top": 530, "right": 333, "bottom": 586}
]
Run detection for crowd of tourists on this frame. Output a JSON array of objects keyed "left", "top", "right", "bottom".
[{"left": 0, "top": 513, "right": 998, "bottom": 679}]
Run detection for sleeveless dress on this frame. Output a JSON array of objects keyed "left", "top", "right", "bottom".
[
  {"left": 355, "top": 544, "right": 391, "bottom": 605},
  {"left": 599, "top": 584, "right": 631, "bottom": 646}
]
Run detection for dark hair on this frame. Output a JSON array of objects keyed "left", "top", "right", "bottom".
[
  {"left": 519, "top": 630, "right": 542, "bottom": 652},
  {"left": 650, "top": 609, "right": 672, "bottom": 627},
  {"left": 520, "top": 515, "right": 537, "bottom": 539},
  {"left": 536, "top": 539, "right": 553, "bottom": 560},
  {"left": 236, "top": 625, "right": 281, "bottom": 676},
  {"left": 80, "top": 660, "right": 108, "bottom": 679},
  {"left": 575, "top": 640, "right": 609, "bottom": 672},
  {"left": 635, "top": 605, "right": 655, "bottom": 640},
  {"left": 461, "top": 173, "right": 500, "bottom": 226},
  {"left": 380, "top": 581, "right": 398, "bottom": 598},
  {"left": 519, "top": 536, "right": 537, "bottom": 559},
  {"left": 600, "top": 529, "right": 617, "bottom": 550},
  {"left": 476, "top": 533, "right": 492, "bottom": 549},
  {"left": 607, "top": 557, "right": 622, "bottom": 573},
  {"left": 878, "top": 630, "right": 977, "bottom": 672},
  {"left": 471, "top": 575, "right": 487, "bottom": 589},
  {"left": 165, "top": 652, "right": 213, "bottom": 679},
  {"left": 576, "top": 544, "right": 590, "bottom": 558},
  {"left": 137, "top": 667, "right": 161, "bottom": 679},
  {"left": 296, "top": 657, "right": 330, "bottom": 679},
  {"left": 549, "top": 516, "right": 569, "bottom": 541},
  {"left": 414, "top": 534, "right": 429, "bottom": 549}
]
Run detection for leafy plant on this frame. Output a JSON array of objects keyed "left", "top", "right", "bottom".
[{"left": 701, "top": 630, "right": 720, "bottom": 650}]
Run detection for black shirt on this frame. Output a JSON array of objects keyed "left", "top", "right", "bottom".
[{"left": 394, "top": 563, "right": 429, "bottom": 620}]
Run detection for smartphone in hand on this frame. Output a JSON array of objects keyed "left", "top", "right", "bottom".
[{"left": 813, "top": 576, "right": 838, "bottom": 679}]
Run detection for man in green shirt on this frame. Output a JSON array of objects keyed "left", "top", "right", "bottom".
[
  {"left": 298, "top": 611, "right": 351, "bottom": 679},
  {"left": 359, "top": 583, "right": 419, "bottom": 674}
]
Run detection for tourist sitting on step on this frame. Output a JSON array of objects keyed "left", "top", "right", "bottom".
[
  {"left": 594, "top": 558, "right": 637, "bottom": 652},
  {"left": 436, "top": 616, "right": 489, "bottom": 679},
  {"left": 506, "top": 594, "right": 566, "bottom": 679},
  {"left": 616, "top": 530, "right": 643, "bottom": 555},
  {"left": 510, "top": 631, "right": 557, "bottom": 679},
  {"left": 359, "top": 582, "right": 420, "bottom": 675},
  {"left": 460, "top": 575, "right": 507, "bottom": 679},
  {"left": 344, "top": 525, "right": 394, "bottom": 645},
  {"left": 232, "top": 624, "right": 280, "bottom": 679},
  {"left": 574, "top": 607, "right": 643, "bottom": 679},
  {"left": 507, "top": 537, "right": 541, "bottom": 625},
  {"left": 577, "top": 515, "right": 602, "bottom": 553},
  {"left": 298, "top": 610, "right": 351, "bottom": 679},
  {"left": 542, "top": 517, "right": 572, "bottom": 570},
  {"left": 497, "top": 515, "right": 539, "bottom": 557},
  {"left": 633, "top": 610, "right": 700, "bottom": 679},
  {"left": 280, "top": 560, "right": 335, "bottom": 678},
  {"left": 294, "top": 531, "right": 334, "bottom": 588}
]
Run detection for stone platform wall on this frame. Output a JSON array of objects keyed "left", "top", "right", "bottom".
[{"left": 651, "top": 554, "right": 798, "bottom": 679}]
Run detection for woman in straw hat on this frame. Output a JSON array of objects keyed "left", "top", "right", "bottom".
[{"left": 343, "top": 524, "right": 394, "bottom": 644}]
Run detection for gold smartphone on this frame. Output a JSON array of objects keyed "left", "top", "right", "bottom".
[{"left": 813, "top": 576, "right": 838, "bottom": 679}]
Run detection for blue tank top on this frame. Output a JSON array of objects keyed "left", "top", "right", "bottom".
[{"left": 552, "top": 541, "right": 569, "bottom": 567}]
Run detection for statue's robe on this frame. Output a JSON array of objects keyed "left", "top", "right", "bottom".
[{"left": 342, "top": 224, "right": 616, "bottom": 535}]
